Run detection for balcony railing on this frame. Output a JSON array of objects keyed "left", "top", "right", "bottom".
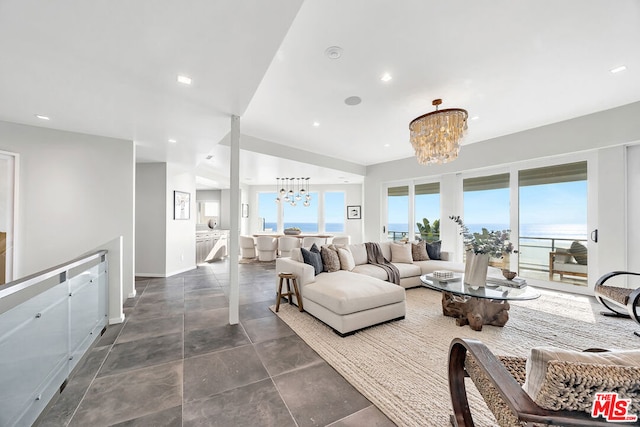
[{"left": 0, "top": 251, "right": 108, "bottom": 427}]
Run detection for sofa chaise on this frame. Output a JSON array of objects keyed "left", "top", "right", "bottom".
[{"left": 275, "top": 241, "right": 468, "bottom": 336}]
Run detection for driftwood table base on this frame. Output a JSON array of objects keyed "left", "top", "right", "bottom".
[{"left": 441, "top": 292, "right": 510, "bottom": 331}]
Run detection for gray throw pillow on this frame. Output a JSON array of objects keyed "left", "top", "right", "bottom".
[
  {"left": 301, "top": 246, "right": 323, "bottom": 275},
  {"left": 426, "top": 241, "right": 442, "bottom": 260}
]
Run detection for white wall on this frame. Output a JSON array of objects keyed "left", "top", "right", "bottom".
[
  {"left": 365, "top": 101, "right": 640, "bottom": 285},
  {"left": 628, "top": 145, "right": 640, "bottom": 275},
  {"left": 247, "top": 183, "right": 364, "bottom": 243},
  {"left": 165, "top": 163, "right": 196, "bottom": 276},
  {"left": 135, "top": 163, "right": 167, "bottom": 276},
  {"left": 0, "top": 120, "right": 135, "bottom": 316}
]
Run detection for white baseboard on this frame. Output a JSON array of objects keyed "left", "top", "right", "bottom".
[
  {"left": 135, "top": 273, "right": 166, "bottom": 278},
  {"left": 109, "top": 313, "right": 125, "bottom": 325},
  {"left": 167, "top": 265, "right": 197, "bottom": 277}
]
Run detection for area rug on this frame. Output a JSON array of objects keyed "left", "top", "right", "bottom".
[{"left": 273, "top": 287, "right": 638, "bottom": 426}]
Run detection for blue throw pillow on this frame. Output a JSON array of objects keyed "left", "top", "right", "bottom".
[
  {"left": 426, "top": 240, "right": 442, "bottom": 260},
  {"left": 302, "top": 246, "right": 323, "bottom": 275}
]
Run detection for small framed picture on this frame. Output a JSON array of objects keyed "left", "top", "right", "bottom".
[
  {"left": 241, "top": 203, "right": 249, "bottom": 218},
  {"left": 347, "top": 205, "right": 361, "bottom": 220},
  {"left": 174, "top": 191, "right": 190, "bottom": 220}
]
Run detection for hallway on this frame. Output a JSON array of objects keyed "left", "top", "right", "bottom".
[{"left": 35, "top": 260, "right": 394, "bottom": 426}]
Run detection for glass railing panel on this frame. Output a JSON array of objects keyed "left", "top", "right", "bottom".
[
  {"left": 0, "top": 281, "right": 69, "bottom": 427},
  {"left": 0, "top": 250, "right": 107, "bottom": 427}
]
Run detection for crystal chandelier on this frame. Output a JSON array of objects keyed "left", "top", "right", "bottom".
[
  {"left": 409, "top": 99, "right": 468, "bottom": 164},
  {"left": 275, "top": 177, "right": 311, "bottom": 207}
]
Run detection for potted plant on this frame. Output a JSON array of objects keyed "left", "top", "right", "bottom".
[{"left": 450, "top": 216, "right": 514, "bottom": 286}]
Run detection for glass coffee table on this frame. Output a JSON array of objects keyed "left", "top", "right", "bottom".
[{"left": 420, "top": 273, "right": 540, "bottom": 331}]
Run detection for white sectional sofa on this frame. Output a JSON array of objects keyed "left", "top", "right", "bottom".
[{"left": 275, "top": 241, "right": 466, "bottom": 336}]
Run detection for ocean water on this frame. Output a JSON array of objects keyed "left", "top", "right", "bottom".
[{"left": 389, "top": 222, "right": 587, "bottom": 240}]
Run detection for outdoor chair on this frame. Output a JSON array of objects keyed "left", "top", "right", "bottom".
[
  {"left": 594, "top": 271, "right": 640, "bottom": 337},
  {"left": 448, "top": 337, "right": 640, "bottom": 427}
]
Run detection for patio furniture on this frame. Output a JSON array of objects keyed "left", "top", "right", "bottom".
[
  {"left": 548, "top": 250, "right": 587, "bottom": 280},
  {"left": 594, "top": 271, "right": 640, "bottom": 337},
  {"left": 448, "top": 338, "right": 639, "bottom": 426}
]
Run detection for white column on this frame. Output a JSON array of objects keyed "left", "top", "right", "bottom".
[{"left": 229, "top": 115, "right": 240, "bottom": 325}]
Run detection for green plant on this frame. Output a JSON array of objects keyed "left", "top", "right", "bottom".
[
  {"left": 285, "top": 227, "right": 301, "bottom": 231},
  {"left": 416, "top": 218, "right": 440, "bottom": 242},
  {"left": 449, "top": 215, "right": 513, "bottom": 257}
]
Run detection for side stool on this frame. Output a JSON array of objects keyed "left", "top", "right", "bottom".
[{"left": 276, "top": 272, "right": 303, "bottom": 312}]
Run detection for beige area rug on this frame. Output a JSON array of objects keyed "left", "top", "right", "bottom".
[{"left": 273, "top": 287, "right": 638, "bottom": 426}]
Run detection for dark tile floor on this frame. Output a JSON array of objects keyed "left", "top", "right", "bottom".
[{"left": 35, "top": 260, "right": 396, "bottom": 427}]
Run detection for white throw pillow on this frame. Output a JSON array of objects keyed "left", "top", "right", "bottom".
[
  {"left": 337, "top": 247, "right": 355, "bottom": 271},
  {"left": 349, "top": 243, "right": 368, "bottom": 265},
  {"left": 390, "top": 242, "right": 413, "bottom": 264},
  {"left": 523, "top": 347, "right": 640, "bottom": 401}
]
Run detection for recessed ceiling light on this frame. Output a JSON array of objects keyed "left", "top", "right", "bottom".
[
  {"left": 324, "top": 46, "right": 343, "bottom": 59},
  {"left": 610, "top": 65, "right": 627, "bottom": 74},
  {"left": 177, "top": 75, "right": 192, "bottom": 85},
  {"left": 168, "top": 139, "right": 177, "bottom": 143},
  {"left": 344, "top": 96, "right": 362, "bottom": 106},
  {"left": 471, "top": 116, "right": 480, "bottom": 121},
  {"left": 35, "top": 114, "right": 50, "bottom": 120},
  {"left": 384, "top": 144, "right": 390, "bottom": 147},
  {"left": 381, "top": 73, "right": 392, "bottom": 82},
  {"left": 313, "top": 121, "right": 320, "bottom": 127}
]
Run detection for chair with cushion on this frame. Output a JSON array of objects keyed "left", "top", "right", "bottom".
[
  {"left": 239, "top": 235, "right": 256, "bottom": 259},
  {"left": 548, "top": 241, "right": 588, "bottom": 280},
  {"left": 448, "top": 337, "right": 640, "bottom": 426},
  {"left": 594, "top": 271, "right": 640, "bottom": 337},
  {"left": 256, "top": 236, "right": 278, "bottom": 261},
  {"left": 277, "top": 236, "right": 300, "bottom": 258},
  {"left": 302, "top": 236, "right": 326, "bottom": 249},
  {"left": 331, "top": 236, "right": 351, "bottom": 246}
]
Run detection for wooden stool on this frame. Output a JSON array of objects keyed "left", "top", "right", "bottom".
[{"left": 276, "top": 273, "right": 303, "bottom": 312}]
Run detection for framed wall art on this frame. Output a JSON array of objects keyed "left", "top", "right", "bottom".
[
  {"left": 347, "top": 205, "right": 361, "bottom": 220},
  {"left": 174, "top": 191, "right": 190, "bottom": 220}
]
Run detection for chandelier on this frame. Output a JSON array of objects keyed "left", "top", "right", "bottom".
[
  {"left": 275, "top": 177, "right": 311, "bottom": 207},
  {"left": 409, "top": 99, "right": 468, "bottom": 164}
]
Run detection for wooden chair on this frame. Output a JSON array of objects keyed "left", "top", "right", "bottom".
[
  {"left": 448, "top": 338, "right": 617, "bottom": 427},
  {"left": 594, "top": 271, "right": 640, "bottom": 337}
]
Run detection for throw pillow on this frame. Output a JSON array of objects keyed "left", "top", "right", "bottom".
[
  {"left": 337, "top": 247, "right": 355, "bottom": 271},
  {"left": 349, "top": 243, "right": 368, "bottom": 265},
  {"left": 553, "top": 248, "right": 572, "bottom": 263},
  {"left": 426, "top": 240, "right": 442, "bottom": 260},
  {"left": 411, "top": 241, "right": 430, "bottom": 261},
  {"left": 301, "top": 247, "right": 323, "bottom": 275},
  {"left": 569, "top": 241, "right": 588, "bottom": 265},
  {"left": 390, "top": 242, "right": 413, "bottom": 264},
  {"left": 522, "top": 347, "right": 640, "bottom": 405},
  {"left": 320, "top": 245, "right": 341, "bottom": 272}
]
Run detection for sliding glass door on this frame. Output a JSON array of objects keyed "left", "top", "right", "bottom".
[{"left": 518, "top": 162, "right": 588, "bottom": 287}]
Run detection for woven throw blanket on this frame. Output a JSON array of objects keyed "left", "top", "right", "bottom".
[{"left": 365, "top": 242, "right": 400, "bottom": 285}]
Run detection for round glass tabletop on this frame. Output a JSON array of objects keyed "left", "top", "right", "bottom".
[{"left": 420, "top": 273, "right": 540, "bottom": 301}]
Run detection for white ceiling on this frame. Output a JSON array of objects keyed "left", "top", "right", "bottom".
[{"left": 1, "top": 0, "right": 639, "bottom": 187}]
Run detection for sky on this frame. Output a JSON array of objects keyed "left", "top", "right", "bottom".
[{"left": 257, "top": 180, "right": 588, "bottom": 233}]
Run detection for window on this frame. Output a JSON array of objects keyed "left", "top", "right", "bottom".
[
  {"left": 463, "top": 173, "right": 510, "bottom": 234},
  {"left": 324, "top": 192, "right": 345, "bottom": 233},
  {"left": 387, "top": 186, "right": 409, "bottom": 241},
  {"left": 519, "top": 162, "right": 588, "bottom": 284},
  {"left": 414, "top": 183, "right": 440, "bottom": 242},
  {"left": 258, "top": 192, "right": 278, "bottom": 232},
  {"left": 283, "top": 191, "right": 319, "bottom": 232}
]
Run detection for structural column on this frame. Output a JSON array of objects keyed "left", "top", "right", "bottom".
[{"left": 229, "top": 115, "right": 240, "bottom": 324}]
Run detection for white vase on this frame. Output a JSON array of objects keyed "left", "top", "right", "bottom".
[{"left": 464, "top": 251, "right": 490, "bottom": 287}]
